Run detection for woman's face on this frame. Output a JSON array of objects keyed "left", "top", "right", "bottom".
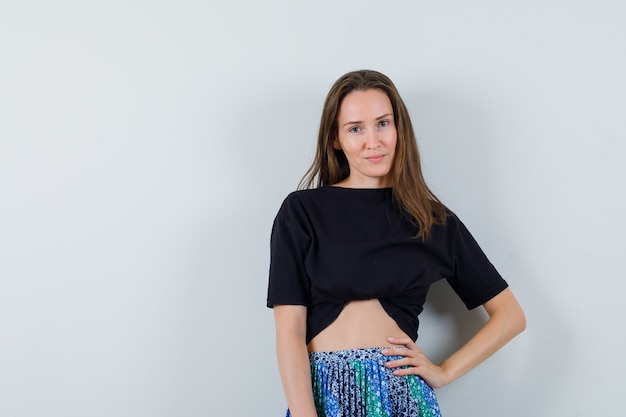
[{"left": 333, "top": 89, "right": 397, "bottom": 188}]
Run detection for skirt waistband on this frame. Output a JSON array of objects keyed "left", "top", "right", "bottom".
[{"left": 309, "top": 346, "right": 407, "bottom": 362}]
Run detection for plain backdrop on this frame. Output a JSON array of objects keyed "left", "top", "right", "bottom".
[{"left": 1, "top": 1, "right": 625, "bottom": 416}]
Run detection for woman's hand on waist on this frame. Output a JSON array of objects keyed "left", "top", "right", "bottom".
[{"left": 382, "top": 336, "right": 451, "bottom": 389}]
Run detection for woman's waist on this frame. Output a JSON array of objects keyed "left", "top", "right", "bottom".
[
  {"left": 307, "top": 299, "right": 411, "bottom": 352},
  {"left": 307, "top": 327, "right": 410, "bottom": 352}
]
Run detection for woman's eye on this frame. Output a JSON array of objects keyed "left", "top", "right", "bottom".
[
  {"left": 379, "top": 120, "right": 389, "bottom": 127},
  {"left": 349, "top": 126, "right": 361, "bottom": 133}
]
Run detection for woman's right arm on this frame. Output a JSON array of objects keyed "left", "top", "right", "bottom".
[{"left": 273, "top": 305, "right": 318, "bottom": 417}]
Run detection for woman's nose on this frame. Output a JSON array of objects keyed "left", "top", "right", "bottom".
[{"left": 365, "top": 131, "right": 381, "bottom": 149}]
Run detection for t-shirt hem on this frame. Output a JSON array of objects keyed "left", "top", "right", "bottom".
[{"left": 267, "top": 300, "right": 309, "bottom": 308}]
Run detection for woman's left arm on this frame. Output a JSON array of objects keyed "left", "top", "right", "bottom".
[{"left": 384, "top": 287, "right": 526, "bottom": 388}]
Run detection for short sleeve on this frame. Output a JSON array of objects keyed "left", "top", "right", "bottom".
[
  {"left": 445, "top": 214, "right": 509, "bottom": 309},
  {"left": 266, "top": 193, "right": 312, "bottom": 308}
]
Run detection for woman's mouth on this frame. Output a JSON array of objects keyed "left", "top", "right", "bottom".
[{"left": 365, "top": 154, "right": 385, "bottom": 163}]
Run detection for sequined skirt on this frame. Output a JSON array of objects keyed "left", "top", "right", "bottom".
[{"left": 286, "top": 347, "right": 442, "bottom": 417}]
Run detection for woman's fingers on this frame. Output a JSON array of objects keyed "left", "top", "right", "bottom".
[
  {"left": 380, "top": 337, "right": 450, "bottom": 388},
  {"left": 384, "top": 356, "right": 418, "bottom": 369},
  {"left": 386, "top": 336, "right": 414, "bottom": 347},
  {"left": 383, "top": 337, "right": 423, "bottom": 357},
  {"left": 382, "top": 339, "right": 428, "bottom": 370},
  {"left": 383, "top": 350, "right": 428, "bottom": 366},
  {"left": 382, "top": 337, "right": 446, "bottom": 383}
]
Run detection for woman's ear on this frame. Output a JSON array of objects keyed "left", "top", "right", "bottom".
[{"left": 332, "top": 137, "right": 342, "bottom": 150}]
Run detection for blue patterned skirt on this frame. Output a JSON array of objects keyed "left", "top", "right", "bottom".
[{"left": 286, "top": 347, "right": 442, "bottom": 417}]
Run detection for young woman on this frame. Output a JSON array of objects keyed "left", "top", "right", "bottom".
[{"left": 267, "top": 70, "right": 526, "bottom": 417}]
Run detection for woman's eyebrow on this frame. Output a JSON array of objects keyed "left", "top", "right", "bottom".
[
  {"left": 342, "top": 113, "right": 393, "bottom": 128},
  {"left": 342, "top": 120, "right": 363, "bottom": 127}
]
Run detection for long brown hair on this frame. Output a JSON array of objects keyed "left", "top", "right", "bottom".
[{"left": 299, "top": 69, "right": 447, "bottom": 239}]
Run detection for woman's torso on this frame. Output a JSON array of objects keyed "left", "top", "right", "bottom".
[{"left": 267, "top": 186, "right": 506, "bottom": 348}]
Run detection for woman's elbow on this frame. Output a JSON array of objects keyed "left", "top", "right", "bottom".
[
  {"left": 515, "top": 310, "right": 527, "bottom": 337},
  {"left": 509, "top": 301, "right": 527, "bottom": 337},
  {"left": 486, "top": 289, "right": 527, "bottom": 338}
]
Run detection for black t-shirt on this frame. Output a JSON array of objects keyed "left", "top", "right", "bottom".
[{"left": 267, "top": 186, "right": 508, "bottom": 344}]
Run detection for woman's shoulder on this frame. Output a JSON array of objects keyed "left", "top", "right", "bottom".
[
  {"left": 281, "top": 186, "right": 330, "bottom": 205},
  {"left": 275, "top": 187, "right": 331, "bottom": 217},
  {"left": 283, "top": 185, "right": 372, "bottom": 200},
  {"left": 431, "top": 206, "right": 485, "bottom": 245}
]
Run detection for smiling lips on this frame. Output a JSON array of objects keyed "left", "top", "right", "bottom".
[{"left": 365, "top": 154, "right": 385, "bottom": 163}]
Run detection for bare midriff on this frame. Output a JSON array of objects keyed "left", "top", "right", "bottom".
[{"left": 307, "top": 299, "right": 411, "bottom": 352}]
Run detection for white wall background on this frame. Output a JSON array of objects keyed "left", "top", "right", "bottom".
[{"left": 1, "top": 1, "right": 624, "bottom": 416}]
